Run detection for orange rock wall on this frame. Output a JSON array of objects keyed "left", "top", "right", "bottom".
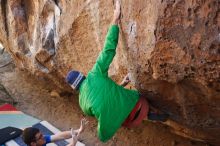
[{"left": 0, "top": 0, "right": 219, "bottom": 144}]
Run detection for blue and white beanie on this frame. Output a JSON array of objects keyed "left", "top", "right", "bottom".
[{"left": 66, "top": 70, "right": 85, "bottom": 90}]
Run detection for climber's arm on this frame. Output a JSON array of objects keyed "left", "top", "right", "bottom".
[{"left": 90, "top": 0, "right": 121, "bottom": 76}]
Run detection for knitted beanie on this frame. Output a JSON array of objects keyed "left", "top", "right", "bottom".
[{"left": 66, "top": 70, "right": 85, "bottom": 90}]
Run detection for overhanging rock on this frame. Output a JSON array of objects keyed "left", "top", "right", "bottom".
[{"left": 0, "top": 0, "right": 219, "bottom": 145}]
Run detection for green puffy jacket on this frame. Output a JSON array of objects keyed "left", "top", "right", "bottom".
[{"left": 79, "top": 25, "right": 139, "bottom": 142}]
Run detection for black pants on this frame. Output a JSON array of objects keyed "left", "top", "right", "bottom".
[{"left": 147, "top": 112, "right": 169, "bottom": 122}]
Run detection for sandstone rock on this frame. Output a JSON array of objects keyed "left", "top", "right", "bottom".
[{"left": 0, "top": 0, "right": 219, "bottom": 145}]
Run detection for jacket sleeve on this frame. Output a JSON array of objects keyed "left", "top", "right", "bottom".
[{"left": 90, "top": 25, "right": 119, "bottom": 76}]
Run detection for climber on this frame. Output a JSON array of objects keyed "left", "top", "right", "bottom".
[
  {"left": 65, "top": 0, "right": 168, "bottom": 142},
  {"left": 22, "top": 118, "right": 88, "bottom": 146}
]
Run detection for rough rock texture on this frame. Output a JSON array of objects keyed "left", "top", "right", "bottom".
[{"left": 0, "top": 0, "right": 219, "bottom": 145}]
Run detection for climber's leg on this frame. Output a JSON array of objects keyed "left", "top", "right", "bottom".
[{"left": 147, "top": 112, "right": 169, "bottom": 122}]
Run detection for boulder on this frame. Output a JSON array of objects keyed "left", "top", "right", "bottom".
[{"left": 0, "top": 0, "right": 219, "bottom": 144}]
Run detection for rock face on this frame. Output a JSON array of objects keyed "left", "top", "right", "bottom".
[{"left": 0, "top": 0, "right": 219, "bottom": 145}]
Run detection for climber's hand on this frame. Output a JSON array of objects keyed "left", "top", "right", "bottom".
[
  {"left": 120, "top": 73, "right": 131, "bottom": 87},
  {"left": 112, "top": 0, "right": 121, "bottom": 25}
]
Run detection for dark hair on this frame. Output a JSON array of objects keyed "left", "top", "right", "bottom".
[{"left": 22, "top": 127, "right": 40, "bottom": 145}]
